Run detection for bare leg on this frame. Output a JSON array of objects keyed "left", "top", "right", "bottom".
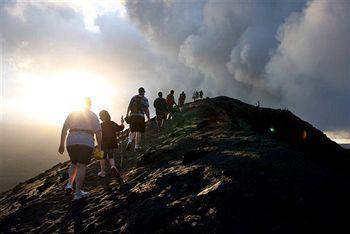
[
  {"left": 135, "top": 132, "right": 142, "bottom": 149},
  {"left": 99, "top": 159, "right": 106, "bottom": 173},
  {"left": 75, "top": 163, "right": 87, "bottom": 193},
  {"left": 128, "top": 131, "right": 136, "bottom": 144},
  {"left": 68, "top": 163, "right": 78, "bottom": 186},
  {"left": 108, "top": 158, "right": 116, "bottom": 167}
]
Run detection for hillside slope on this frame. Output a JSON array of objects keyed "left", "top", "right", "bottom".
[{"left": 1, "top": 96, "right": 349, "bottom": 233}]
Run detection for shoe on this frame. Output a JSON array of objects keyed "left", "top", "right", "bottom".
[
  {"left": 125, "top": 142, "right": 131, "bottom": 152},
  {"left": 73, "top": 190, "right": 89, "bottom": 200},
  {"left": 65, "top": 183, "right": 73, "bottom": 194},
  {"left": 98, "top": 171, "right": 106, "bottom": 178}
]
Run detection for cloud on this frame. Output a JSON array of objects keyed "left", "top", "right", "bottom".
[
  {"left": 265, "top": 0, "right": 350, "bottom": 130},
  {"left": 125, "top": 0, "right": 350, "bottom": 132},
  {"left": 1, "top": 0, "right": 349, "bottom": 133}
]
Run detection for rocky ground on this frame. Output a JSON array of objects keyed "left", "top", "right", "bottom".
[{"left": 1, "top": 96, "right": 350, "bottom": 233}]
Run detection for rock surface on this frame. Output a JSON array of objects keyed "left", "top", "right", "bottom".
[{"left": 1, "top": 96, "right": 350, "bottom": 233}]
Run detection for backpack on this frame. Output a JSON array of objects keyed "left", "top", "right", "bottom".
[{"left": 131, "top": 95, "right": 143, "bottom": 113}]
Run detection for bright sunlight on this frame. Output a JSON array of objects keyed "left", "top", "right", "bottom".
[{"left": 12, "top": 71, "right": 115, "bottom": 125}]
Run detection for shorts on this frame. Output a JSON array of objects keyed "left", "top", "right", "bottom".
[
  {"left": 156, "top": 111, "right": 167, "bottom": 119},
  {"left": 167, "top": 105, "right": 174, "bottom": 113},
  {"left": 129, "top": 115, "right": 146, "bottom": 133},
  {"left": 103, "top": 148, "right": 117, "bottom": 160},
  {"left": 67, "top": 145, "right": 93, "bottom": 165}
]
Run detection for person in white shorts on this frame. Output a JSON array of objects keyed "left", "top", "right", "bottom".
[{"left": 58, "top": 97, "right": 102, "bottom": 200}]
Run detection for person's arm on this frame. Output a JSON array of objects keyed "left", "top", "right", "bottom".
[
  {"left": 95, "top": 130, "right": 102, "bottom": 151},
  {"left": 145, "top": 107, "right": 151, "bottom": 122},
  {"left": 114, "top": 122, "right": 124, "bottom": 132},
  {"left": 58, "top": 115, "right": 70, "bottom": 154},
  {"left": 126, "top": 98, "right": 132, "bottom": 117},
  {"left": 173, "top": 97, "right": 178, "bottom": 106}
]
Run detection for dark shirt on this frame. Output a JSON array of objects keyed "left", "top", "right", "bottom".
[
  {"left": 101, "top": 120, "right": 124, "bottom": 150},
  {"left": 154, "top": 97, "right": 168, "bottom": 115}
]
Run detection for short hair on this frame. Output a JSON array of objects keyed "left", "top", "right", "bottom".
[
  {"left": 158, "top": 92, "right": 163, "bottom": 97},
  {"left": 170, "top": 90, "right": 174, "bottom": 93},
  {"left": 99, "top": 110, "right": 111, "bottom": 122},
  {"left": 139, "top": 87, "right": 145, "bottom": 94}
]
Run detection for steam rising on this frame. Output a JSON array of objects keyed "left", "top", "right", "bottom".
[{"left": 1, "top": 0, "right": 349, "bottom": 132}]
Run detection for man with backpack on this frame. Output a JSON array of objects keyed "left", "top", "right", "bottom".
[
  {"left": 154, "top": 91, "right": 168, "bottom": 130},
  {"left": 178, "top": 91, "right": 186, "bottom": 112},
  {"left": 166, "top": 90, "right": 177, "bottom": 119},
  {"left": 125, "top": 87, "right": 150, "bottom": 151}
]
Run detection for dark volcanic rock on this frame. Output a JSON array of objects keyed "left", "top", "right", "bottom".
[{"left": 1, "top": 96, "right": 349, "bottom": 233}]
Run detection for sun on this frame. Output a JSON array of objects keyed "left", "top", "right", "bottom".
[{"left": 14, "top": 71, "right": 115, "bottom": 125}]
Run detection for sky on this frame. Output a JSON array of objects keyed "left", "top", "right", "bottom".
[{"left": 1, "top": 0, "right": 349, "bottom": 142}]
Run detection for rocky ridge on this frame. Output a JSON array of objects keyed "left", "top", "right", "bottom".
[{"left": 1, "top": 96, "right": 349, "bottom": 233}]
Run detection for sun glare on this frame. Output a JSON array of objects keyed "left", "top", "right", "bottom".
[{"left": 14, "top": 71, "right": 114, "bottom": 125}]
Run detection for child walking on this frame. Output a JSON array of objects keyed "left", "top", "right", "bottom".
[{"left": 98, "top": 110, "right": 124, "bottom": 184}]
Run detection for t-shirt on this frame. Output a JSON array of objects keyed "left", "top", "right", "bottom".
[
  {"left": 166, "top": 94, "right": 175, "bottom": 106},
  {"left": 153, "top": 97, "right": 168, "bottom": 115},
  {"left": 178, "top": 93, "right": 186, "bottom": 105},
  {"left": 129, "top": 95, "right": 149, "bottom": 117},
  {"left": 63, "top": 109, "right": 101, "bottom": 148},
  {"left": 101, "top": 121, "right": 124, "bottom": 150}
]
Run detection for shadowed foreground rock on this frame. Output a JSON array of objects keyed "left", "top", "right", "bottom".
[{"left": 1, "top": 96, "right": 349, "bottom": 233}]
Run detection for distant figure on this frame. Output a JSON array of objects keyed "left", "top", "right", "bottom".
[
  {"left": 154, "top": 92, "right": 168, "bottom": 130},
  {"left": 98, "top": 110, "right": 124, "bottom": 184},
  {"left": 199, "top": 90, "right": 203, "bottom": 99},
  {"left": 126, "top": 87, "right": 151, "bottom": 151},
  {"left": 192, "top": 92, "right": 197, "bottom": 101},
  {"left": 58, "top": 97, "right": 102, "bottom": 200},
  {"left": 178, "top": 91, "right": 186, "bottom": 112},
  {"left": 166, "top": 90, "right": 177, "bottom": 119},
  {"left": 256, "top": 101, "right": 260, "bottom": 108}
]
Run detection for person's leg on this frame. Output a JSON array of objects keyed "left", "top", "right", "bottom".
[
  {"left": 68, "top": 163, "right": 78, "bottom": 186},
  {"left": 75, "top": 163, "right": 87, "bottom": 193},
  {"left": 135, "top": 132, "right": 142, "bottom": 149},
  {"left": 98, "top": 159, "right": 106, "bottom": 176},
  {"left": 128, "top": 131, "right": 136, "bottom": 144},
  {"left": 108, "top": 156, "right": 116, "bottom": 168},
  {"left": 156, "top": 115, "right": 162, "bottom": 130}
]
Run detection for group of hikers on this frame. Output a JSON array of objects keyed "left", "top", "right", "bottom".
[
  {"left": 58, "top": 87, "right": 187, "bottom": 200},
  {"left": 192, "top": 90, "right": 204, "bottom": 101}
]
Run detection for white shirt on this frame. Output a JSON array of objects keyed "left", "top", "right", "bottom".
[{"left": 63, "top": 109, "right": 101, "bottom": 148}]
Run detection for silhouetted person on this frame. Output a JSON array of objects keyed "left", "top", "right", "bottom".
[
  {"left": 166, "top": 90, "right": 177, "bottom": 119},
  {"left": 126, "top": 87, "right": 150, "bottom": 151},
  {"left": 178, "top": 91, "right": 186, "bottom": 112},
  {"left": 98, "top": 110, "right": 124, "bottom": 184},
  {"left": 199, "top": 90, "right": 203, "bottom": 99},
  {"left": 59, "top": 97, "right": 102, "bottom": 200},
  {"left": 192, "top": 92, "right": 197, "bottom": 101},
  {"left": 154, "top": 92, "right": 168, "bottom": 130}
]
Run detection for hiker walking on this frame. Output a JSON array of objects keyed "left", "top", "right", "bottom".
[
  {"left": 166, "top": 90, "right": 177, "bottom": 119},
  {"left": 125, "top": 87, "right": 150, "bottom": 151},
  {"left": 98, "top": 110, "right": 124, "bottom": 184},
  {"left": 199, "top": 90, "right": 203, "bottom": 99},
  {"left": 178, "top": 91, "right": 186, "bottom": 112},
  {"left": 154, "top": 91, "right": 168, "bottom": 130},
  {"left": 58, "top": 97, "right": 102, "bottom": 200},
  {"left": 192, "top": 92, "right": 197, "bottom": 101}
]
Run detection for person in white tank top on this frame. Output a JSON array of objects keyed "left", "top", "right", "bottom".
[{"left": 58, "top": 97, "right": 102, "bottom": 200}]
